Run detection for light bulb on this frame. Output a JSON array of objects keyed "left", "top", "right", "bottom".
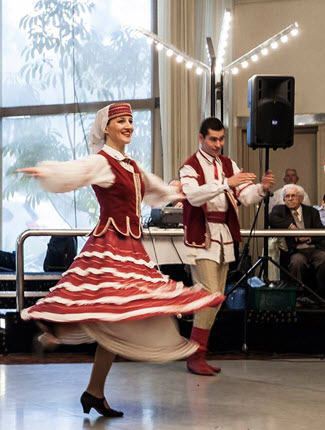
[
  {"left": 232, "top": 67, "right": 239, "bottom": 75},
  {"left": 271, "top": 41, "right": 278, "bottom": 49},
  {"left": 176, "top": 55, "right": 183, "bottom": 63},
  {"left": 291, "top": 28, "right": 298, "bottom": 36},
  {"left": 251, "top": 54, "right": 258, "bottom": 62},
  {"left": 225, "top": 11, "right": 231, "bottom": 21},
  {"left": 261, "top": 48, "right": 268, "bottom": 55},
  {"left": 196, "top": 67, "right": 203, "bottom": 75},
  {"left": 156, "top": 43, "right": 163, "bottom": 51},
  {"left": 281, "top": 35, "right": 288, "bottom": 43},
  {"left": 166, "top": 49, "right": 173, "bottom": 57},
  {"left": 186, "top": 61, "right": 193, "bottom": 69},
  {"left": 241, "top": 61, "right": 248, "bottom": 68}
]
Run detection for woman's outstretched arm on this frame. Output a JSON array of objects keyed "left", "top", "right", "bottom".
[{"left": 17, "top": 155, "right": 115, "bottom": 193}]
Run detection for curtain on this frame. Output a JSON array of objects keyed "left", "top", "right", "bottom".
[{"left": 158, "top": 0, "right": 233, "bottom": 180}]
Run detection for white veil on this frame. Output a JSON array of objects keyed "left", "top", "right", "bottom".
[{"left": 88, "top": 105, "right": 110, "bottom": 154}]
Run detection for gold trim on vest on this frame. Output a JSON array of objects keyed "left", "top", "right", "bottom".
[{"left": 92, "top": 216, "right": 142, "bottom": 239}]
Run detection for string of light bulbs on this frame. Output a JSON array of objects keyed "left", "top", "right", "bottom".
[
  {"left": 224, "top": 22, "right": 299, "bottom": 75},
  {"left": 136, "top": 27, "right": 209, "bottom": 75},
  {"left": 137, "top": 18, "right": 299, "bottom": 80},
  {"left": 215, "top": 9, "right": 232, "bottom": 75}
]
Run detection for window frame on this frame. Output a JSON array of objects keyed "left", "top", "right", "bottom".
[{"left": 0, "top": 0, "right": 159, "bottom": 249}]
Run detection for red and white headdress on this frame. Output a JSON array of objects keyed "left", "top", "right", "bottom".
[
  {"left": 107, "top": 102, "right": 132, "bottom": 122},
  {"left": 88, "top": 102, "right": 133, "bottom": 154}
]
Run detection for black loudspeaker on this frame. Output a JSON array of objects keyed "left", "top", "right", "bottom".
[{"left": 247, "top": 75, "right": 295, "bottom": 149}]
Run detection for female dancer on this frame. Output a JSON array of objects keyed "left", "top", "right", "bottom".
[{"left": 18, "top": 102, "right": 225, "bottom": 417}]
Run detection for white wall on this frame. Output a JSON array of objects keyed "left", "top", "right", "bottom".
[{"left": 232, "top": 0, "right": 325, "bottom": 116}]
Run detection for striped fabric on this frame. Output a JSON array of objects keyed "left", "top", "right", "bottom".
[
  {"left": 21, "top": 228, "right": 225, "bottom": 323},
  {"left": 107, "top": 102, "right": 132, "bottom": 121}
]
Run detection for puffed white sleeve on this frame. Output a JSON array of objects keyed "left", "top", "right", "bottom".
[
  {"left": 180, "top": 164, "right": 229, "bottom": 207},
  {"left": 231, "top": 160, "right": 265, "bottom": 206},
  {"left": 36, "top": 154, "right": 115, "bottom": 193},
  {"left": 140, "top": 169, "right": 181, "bottom": 208}
]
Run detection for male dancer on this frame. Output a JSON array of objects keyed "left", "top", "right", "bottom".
[{"left": 180, "top": 117, "right": 274, "bottom": 375}]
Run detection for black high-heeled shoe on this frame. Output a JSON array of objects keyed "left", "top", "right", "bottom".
[{"left": 80, "top": 391, "right": 124, "bottom": 418}]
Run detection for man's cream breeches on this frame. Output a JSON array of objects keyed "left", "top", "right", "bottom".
[{"left": 191, "top": 259, "right": 228, "bottom": 330}]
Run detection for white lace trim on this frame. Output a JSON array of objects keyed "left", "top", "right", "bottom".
[
  {"left": 75, "top": 250, "right": 155, "bottom": 268},
  {"left": 61, "top": 266, "right": 168, "bottom": 283},
  {"left": 21, "top": 295, "right": 223, "bottom": 322}
]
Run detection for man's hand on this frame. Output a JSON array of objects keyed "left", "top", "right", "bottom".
[
  {"left": 227, "top": 169, "right": 256, "bottom": 188},
  {"left": 297, "top": 236, "right": 311, "bottom": 243},
  {"left": 289, "top": 224, "right": 311, "bottom": 242},
  {"left": 289, "top": 223, "right": 298, "bottom": 230},
  {"left": 261, "top": 170, "right": 275, "bottom": 191}
]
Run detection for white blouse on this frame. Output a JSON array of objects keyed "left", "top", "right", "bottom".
[{"left": 37, "top": 145, "right": 180, "bottom": 208}]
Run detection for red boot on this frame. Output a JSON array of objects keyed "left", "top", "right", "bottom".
[
  {"left": 187, "top": 327, "right": 218, "bottom": 376},
  {"left": 208, "top": 363, "right": 221, "bottom": 373}
]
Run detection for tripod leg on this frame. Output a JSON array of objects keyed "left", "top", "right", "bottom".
[
  {"left": 226, "top": 258, "right": 265, "bottom": 296},
  {"left": 226, "top": 258, "right": 266, "bottom": 354},
  {"left": 242, "top": 283, "right": 249, "bottom": 354}
]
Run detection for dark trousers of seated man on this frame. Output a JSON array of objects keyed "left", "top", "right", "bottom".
[{"left": 289, "top": 248, "right": 325, "bottom": 298}]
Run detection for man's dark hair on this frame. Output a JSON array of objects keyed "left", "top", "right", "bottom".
[
  {"left": 199, "top": 117, "right": 224, "bottom": 138},
  {"left": 323, "top": 193, "right": 325, "bottom": 202}
]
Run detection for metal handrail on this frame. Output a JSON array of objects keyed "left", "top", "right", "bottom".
[{"left": 15, "top": 228, "right": 325, "bottom": 312}]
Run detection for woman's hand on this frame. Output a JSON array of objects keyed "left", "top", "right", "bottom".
[{"left": 16, "top": 167, "right": 43, "bottom": 177}]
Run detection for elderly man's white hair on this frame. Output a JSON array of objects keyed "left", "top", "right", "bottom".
[{"left": 282, "top": 184, "right": 305, "bottom": 199}]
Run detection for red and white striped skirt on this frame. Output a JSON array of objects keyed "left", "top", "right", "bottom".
[{"left": 21, "top": 228, "right": 225, "bottom": 361}]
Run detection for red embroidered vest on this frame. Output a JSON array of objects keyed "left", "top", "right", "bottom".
[
  {"left": 181, "top": 152, "right": 241, "bottom": 248},
  {"left": 92, "top": 151, "right": 145, "bottom": 239}
]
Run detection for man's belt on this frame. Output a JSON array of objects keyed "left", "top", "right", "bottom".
[{"left": 206, "top": 211, "right": 227, "bottom": 223}]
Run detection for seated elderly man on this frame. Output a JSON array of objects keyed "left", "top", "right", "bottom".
[
  {"left": 269, "top": 184, "right": 325, "bottom": 300},
  {"left": 269, "top": 168, "right": 310, "bottom": 212},
  {"left": 268, "top": 168, "right": 311, "bottom": 282}
]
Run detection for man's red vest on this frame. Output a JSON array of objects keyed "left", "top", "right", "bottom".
[
  {"left": 181, "top": 152, "right": 241, "bottom": 248},
  {"left": 92, "top": 151, "right": 145, "bottom": 239}
]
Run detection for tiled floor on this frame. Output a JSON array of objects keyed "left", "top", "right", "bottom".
[{"left": 1, "top": 359, "right": 325, "bottom": 429}]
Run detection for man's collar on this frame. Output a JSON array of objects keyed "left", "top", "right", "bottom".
[
  {"left": 102, "top": 145, "right": 128, "bottom": 161},
  {"left": 199, "top": 148, "right": 220, "bottom": 164}
]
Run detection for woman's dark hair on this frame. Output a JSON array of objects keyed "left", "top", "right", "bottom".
[
  {"left": 323, "top": 193, "right": 325, "bottom": 202},
  {"left": 199, "top": 117, "right": 225, "bottom": 138}
]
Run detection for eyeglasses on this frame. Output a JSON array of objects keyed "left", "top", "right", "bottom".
[{"left": 284, "top": 194, "right": 299, "bottom": 199}]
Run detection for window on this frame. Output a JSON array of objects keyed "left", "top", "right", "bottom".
[{"left": 1, "top": 0, "right": 156, "bottom": 271}]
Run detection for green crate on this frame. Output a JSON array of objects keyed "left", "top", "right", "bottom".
[{"left": 248, "top": 286, "right": 298, "bottom": 311}]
